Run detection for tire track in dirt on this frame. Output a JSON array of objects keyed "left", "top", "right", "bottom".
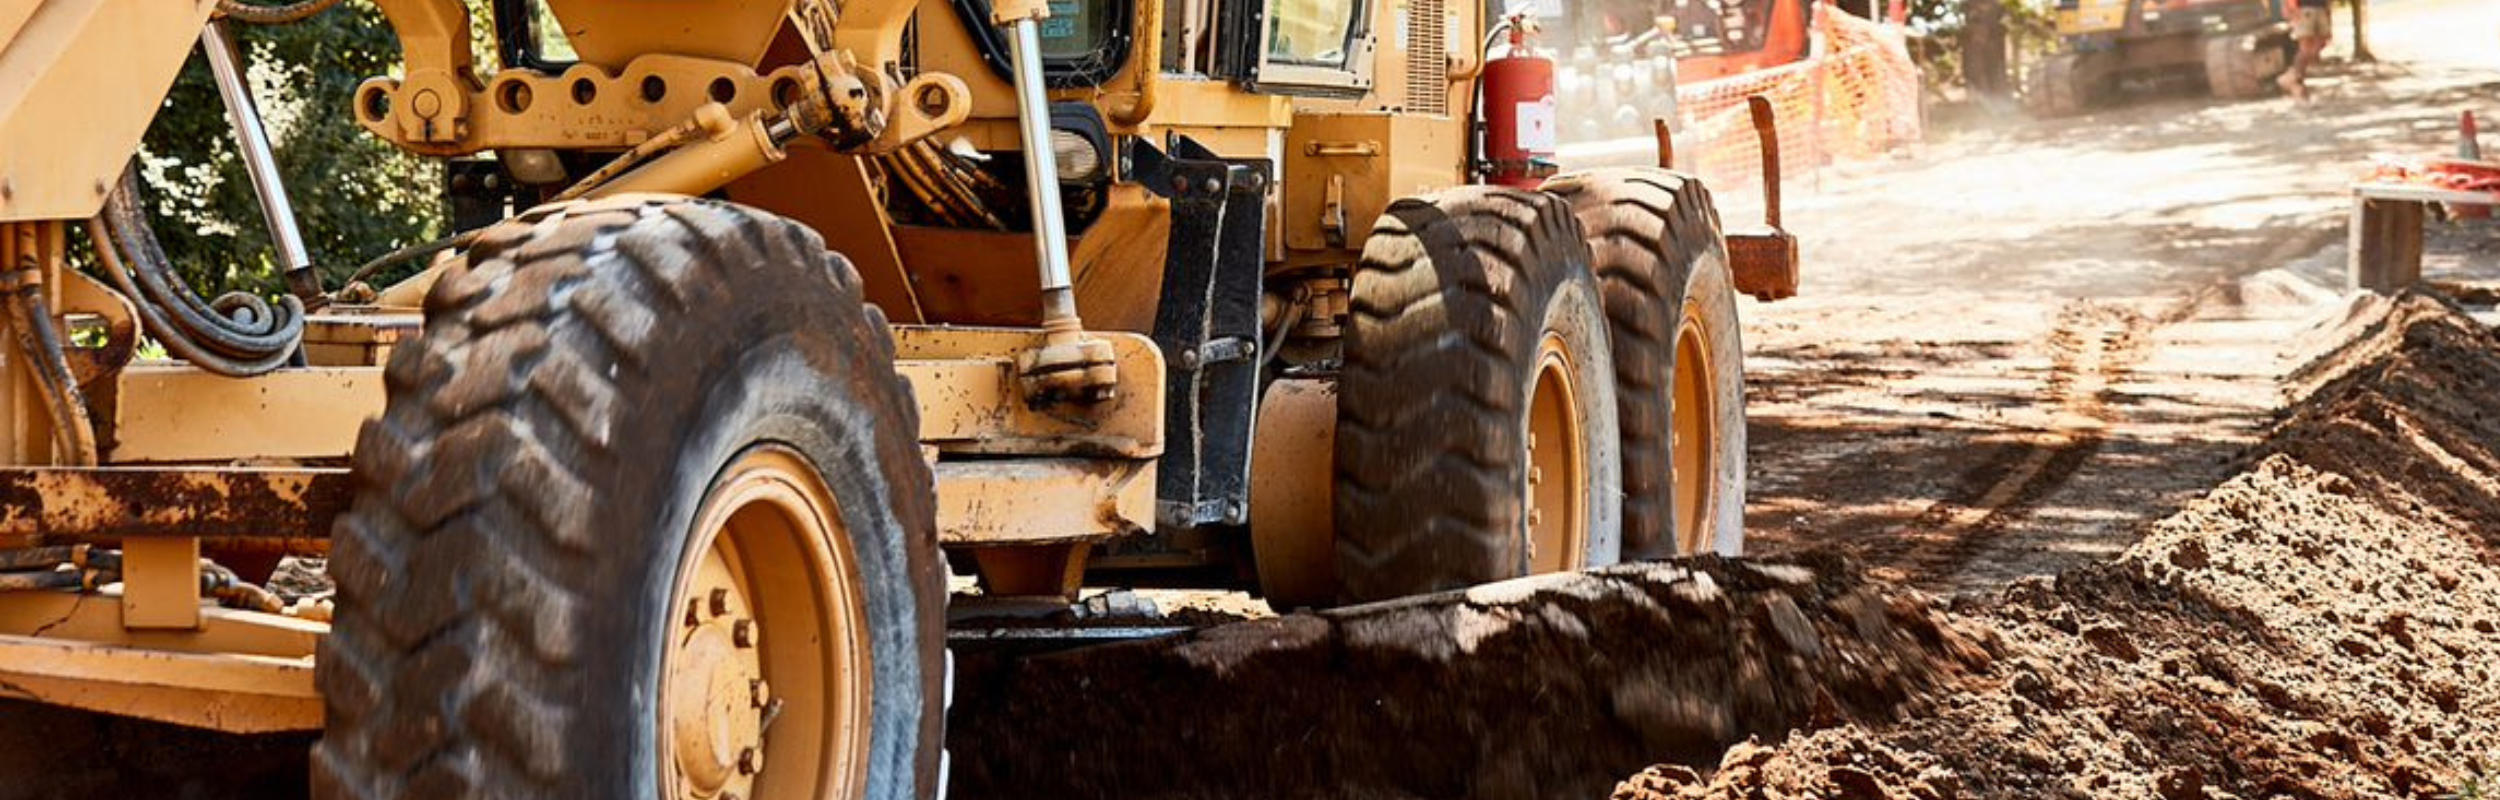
[
  {"left": 1863, "top": 301, "right": 2153, "bottom": 589},
  {"left": 1878, "top": 224, "right": 2342, "bottom": 591}
]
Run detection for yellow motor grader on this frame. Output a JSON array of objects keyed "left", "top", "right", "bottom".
[{"left": 0, "top": 0, "right": 1795, "bottom": 795}]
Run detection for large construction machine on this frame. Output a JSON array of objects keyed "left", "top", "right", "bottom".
[
  {"left": 2029, "top": 0, "right": 2295, "bottom": 114},
  {"left": 0, "top": 0, "right": 1797, "bottom": 796},
  {"left": 1533, "top": 0, "right": 1815, "bottom": 141}
]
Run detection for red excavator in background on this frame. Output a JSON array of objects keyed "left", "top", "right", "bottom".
[{"left": 1528, "top": 0, "right": 1819, "bottom": 141}]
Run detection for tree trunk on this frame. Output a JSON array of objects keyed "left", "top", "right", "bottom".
[
  {"left": 1964, "top": 0, "right": 2010, "bottom": 96},
  {"left": 2346, "top": 0, "right": 2377, "bottom": 63}
]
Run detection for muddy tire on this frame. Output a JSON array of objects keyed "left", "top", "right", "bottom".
[
  {"left": 2024, "top": 52, "right": 2094, "bottom": 117},
  {"left": 313, "top": 198, "right": 944, "bottom": 800},
  {"left": 2203, "top": 32, "right": 2286, "bottom": 100},
  {"left": 1334, "top": 187, "right": 1621, "bottom": 604},
  {"left": 1545, "top": 168, "right": 1748, "bottom": 560}
]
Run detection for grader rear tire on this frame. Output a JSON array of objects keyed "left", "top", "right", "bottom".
[
  {"left": 313, "top": 198, "right": 944, "bottom": 800},
  {"left": 1333, "top": 188, "right": 1621, "bottom": 604},
  {"left": 1545, "top": 168, "right": 1748, "bottom": 560}
]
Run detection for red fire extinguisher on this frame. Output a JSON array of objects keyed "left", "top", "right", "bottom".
[{"left": 1481, "top": 15, "right": 1557, "bottom": 189}]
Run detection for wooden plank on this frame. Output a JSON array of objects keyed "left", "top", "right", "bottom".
[
  {"left": 2352, "top": 182, "right": 2500, "bottom": 205},
  {"left": 2349, "top": 196, "right": 2427, "bottom": 294}
]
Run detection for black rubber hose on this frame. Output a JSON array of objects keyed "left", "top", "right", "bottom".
[
  {"left": 2, "top": 272, "right": 99, "bottom": 465},
  {"left": 91, "top": 220, "right": 298, "bottom": 377},
  {"left": 215, "top": 0, "right": 346, "bottom": 24},
  {"left": 94, "top": 169, "right": 303, "bottom": 376},
  {"left": 0, "top": 569, "right": 88, "bottom": 592},
  {"left": 106, "top": 177, "right": 301, "bottom": 353}
]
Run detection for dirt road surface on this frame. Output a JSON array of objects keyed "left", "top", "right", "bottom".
[{"left": 1722, "top": 0, "right": 2500, "bottom": 598}]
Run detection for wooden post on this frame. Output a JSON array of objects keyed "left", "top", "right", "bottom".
[{"left": 2347, "top": 196, "right": 2425, "bottom": 294}]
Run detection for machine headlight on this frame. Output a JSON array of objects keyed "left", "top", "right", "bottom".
[
  {"left": 1051, "top": 128, "right": 1104, "bottom": 183},
  {"left": 1046, "top": 102, "right": 1113, "bottom": 186}
]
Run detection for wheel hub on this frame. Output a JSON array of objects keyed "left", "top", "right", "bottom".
[
  {"left": 670, "top": 580, "right": 766, "bottom": 798},
  {"left": 1526, "top": 332, "right": 1588, "bottom": 574},
  {"left": 661, "top": 446, "right": 873, "bottom": 800},
  {"left": 1671, "top": 301, "right": 1720, "bottom": 555}
]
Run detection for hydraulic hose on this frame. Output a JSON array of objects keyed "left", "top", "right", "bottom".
[
  {"left": 214, "top": 0, "right": 347, "bottom": 24},
  {"left": 0, "top": 267, "right": 98, "bottom": 466},
  {"left": 92, "top": 169, "right": 305, "bottom": 377}
]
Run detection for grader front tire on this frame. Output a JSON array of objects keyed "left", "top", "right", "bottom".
[
  {"left": 1333, "top": 188, "right": 1622, "bottom": 604},
  {"left": 313, "top": 198, "right": 944, "bottom": 800},
  {"left": 1545, "top": 168, "right": 1749, "bottom": 560}
]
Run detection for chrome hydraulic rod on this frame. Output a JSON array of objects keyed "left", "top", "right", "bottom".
[
  {"left": 201, "top": 20, "right": 319, "bottom": 300},
  {"left": 998, "top": 5, "right": 1078, "bottom": 321}
]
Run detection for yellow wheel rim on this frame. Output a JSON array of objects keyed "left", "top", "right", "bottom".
[
  {"left": 1526, "top": 332, "right": 1589, "bottom": 574},
  {"left": 1671, "top": 300, "right": 1721, "bottom": 555},
  {"left": 662, "top": 445, "right": 872, "bottom": 800}
]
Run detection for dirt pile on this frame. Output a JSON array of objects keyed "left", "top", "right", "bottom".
[
  {"left": 1617, "top": 293, "right": 2500, "bottom": 800},
  {"left": 948, "top": 556, "right": 1993, "bottom": 800}
]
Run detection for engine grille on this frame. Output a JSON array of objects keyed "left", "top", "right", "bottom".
[{"left": 1405, "top": 0, "right": 1448, "bottom": 115}]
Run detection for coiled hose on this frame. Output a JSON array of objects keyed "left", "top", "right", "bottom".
[
  {"left": 92, "top": 169, "right": 305, "bottom": 377},
  {"left": 214, "top": 0, "right": 346, "bottom": 24}
]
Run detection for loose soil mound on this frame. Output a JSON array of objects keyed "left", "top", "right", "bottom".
[
  {"left": 949, "top": 556, "right": 1993, "bottom": 800},
  {"left": 1618, "top": 293, "right": 2500, "bottom": 799}
]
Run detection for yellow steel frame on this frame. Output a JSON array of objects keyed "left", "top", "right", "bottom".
[{"left": 0, "top": 0, "right": 1486, "bottom": 734}]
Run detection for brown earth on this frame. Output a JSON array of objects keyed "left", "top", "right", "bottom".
[{"left": 1614, "top": 294, "right": 2500, "bottom": 800}]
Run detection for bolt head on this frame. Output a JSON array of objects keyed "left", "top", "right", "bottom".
[{"left": 412, "top": 88, "right": 443, "bottom": 117}]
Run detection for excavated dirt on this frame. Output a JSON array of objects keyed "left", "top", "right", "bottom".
[
  {"left": 1614, "top": 294, "right": 2500, "bottom": 800},
  {"left": 949, "top": 556, "right": 1995, "bottom": 800}
]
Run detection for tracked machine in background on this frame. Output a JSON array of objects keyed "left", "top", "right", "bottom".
[
  {"left": 2028, "top": 0, "right": 2295, "bottom": 115},
  {"left": 0, "top": 0, "right": 1796, "bottom": 796}
]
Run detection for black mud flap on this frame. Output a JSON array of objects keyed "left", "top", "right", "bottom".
[{"left": 1131, "top": 137, "right": 1270, "bottom": 529}]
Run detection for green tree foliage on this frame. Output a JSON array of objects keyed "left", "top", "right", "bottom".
[{"left": 135, "top": 5, "right": 445, "bottom": 298}]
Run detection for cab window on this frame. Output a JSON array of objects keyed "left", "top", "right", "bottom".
[
  {"left": 1040, "top": 0, "right": 1123, "bottom": 61},
  {"left": 1233, "top": 0, "right": 1372, "bottom": 96},
  {"left": 1267, "top": 0, "right": 1359, "bottom": 68}
]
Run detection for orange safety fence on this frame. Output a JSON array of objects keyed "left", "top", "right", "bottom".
[{"left": 1674, "top": 1, "right": 1922, "bottom": 192}]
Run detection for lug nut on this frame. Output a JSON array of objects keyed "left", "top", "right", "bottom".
[
  {"left": 733, "top": 619, "right": 757, "bottom": 648},
  {"left": 750, "top": 678, "right": 768, "bottom": 708},
  {"left": 708, "top": 587, "right": 731, "bottom": 618}
]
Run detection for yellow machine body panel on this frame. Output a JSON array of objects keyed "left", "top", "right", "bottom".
[
  {"left": 2057, "top": 0, "right": 2131, "bottom": 34},
  {"left": 0, "top": 0, "right": 219, "bottom": 222}
]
